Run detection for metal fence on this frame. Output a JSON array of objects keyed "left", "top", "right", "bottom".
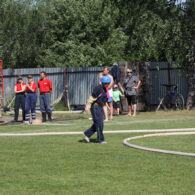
[
  {"left": 3, "top": 67, "right": 102, "bottom": 106},
  {"left": 149, "top": 62, "right": 188, "bottom": 106},
  {"left": 3, "top": 68, "right": 64, "bottom": 106},
  {"left": 2, "top": 63, "right": 188, "bottom": 108},
  {"left": 66, "top": 67, "right": 102, "bottom": 105}
]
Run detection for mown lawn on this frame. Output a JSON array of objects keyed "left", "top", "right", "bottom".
[{"left": 0, "top": 110, "right": 195, "bottom": 194}]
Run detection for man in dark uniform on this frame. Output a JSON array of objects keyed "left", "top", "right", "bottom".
[
  {"left": 14, "top": 77, "right": 26, "bottom": 122},
  {"left": 25, "top": 75, "right": 38, "bottom": 124},
  {"left": 38, "top": 71, "right": 52, "bottom": 122},
  {"left": 83, "top": 76, "right": 111, "bottom": 144}
]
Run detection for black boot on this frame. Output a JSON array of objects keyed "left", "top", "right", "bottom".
[
  {"left": 42, "top": 112, "right": 46, "bottom": 122},
  {"left": 13, "top": 118, "right": 18, "bottom": 122},
  {"left": 48, "top": 112, "right": 52, "bottom": 121},
  {"left": 13, "top": 114, "right": 18, "bottom": 122}
]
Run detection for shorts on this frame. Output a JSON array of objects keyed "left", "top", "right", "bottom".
[
  {"left": 126, "top": 95, "right": 137, "bottom": 105},
  {"left": 108, "top": 97, "right": 113, "bottom": 103},
  {"left": 113, "top": 101, "right": 120, "bottom": 108}
]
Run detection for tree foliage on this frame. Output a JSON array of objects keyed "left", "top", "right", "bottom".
[{"left": 0, "top": 0, "right": 194, "bottom": 68}]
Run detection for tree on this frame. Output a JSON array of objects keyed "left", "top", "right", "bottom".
[
  {"left": 38, "top": 0, "right": 128, "bottom": 67},
  {"left": 0, "top": 0, "right": 194, "bottom": 69},
  {"left": 0, "top": 0, "right": 46, "bottom": 68}
]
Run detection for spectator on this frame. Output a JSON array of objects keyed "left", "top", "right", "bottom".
[
  {"left": 123, "top": 69, "right": 141, "bottom": 117},
  {"left": 99, "top": 66, "right": 114, "bottom": 121},
  {"left": 24, "top": 75, "right": 37, "bottom": 124},
  {"left": 112, "top": 84, "right": 124, "bottom": 116},
  {"left": 14, "top": 77, "right": 26, "bottom": 122},
  {"left": 38, "top": 71, "right": 53, "bottom": 122}
]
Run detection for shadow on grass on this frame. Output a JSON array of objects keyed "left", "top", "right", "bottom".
[{"left": 78, "top": 138, "right": 98, "bottom": 143}]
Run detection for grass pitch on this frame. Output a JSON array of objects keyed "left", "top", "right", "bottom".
[{"left": 0, "top": 110, "right": 195, "bottom": 194}]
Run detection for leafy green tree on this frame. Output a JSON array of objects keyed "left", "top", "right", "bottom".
[
  {"left": 0, "top": 0, "right": 194, "bottom": 69},
  {"left": 0, "top": 0, "right": 46, "bottom": 68},
  {"left": 39, "top": 0, "right": 128, "bottom": 67}
]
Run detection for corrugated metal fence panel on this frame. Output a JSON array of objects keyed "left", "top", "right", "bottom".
[
  {"left": 2, "top": 64, "right": 188, "bottom": 107},
  {"left": 3, "top": 68, "right": 64, "bottom": 105},
  {"left": 170, "top": 69, "right": 188, "bottom": 101},
  {"left": 149, "top": 62, "right": 168, "bottom": 105},
  {"left": 66, "top": 67, "right": 103, "bottom": 105},
  {"left": 149, "top": 62, "right": 188, "bottom": 105}
]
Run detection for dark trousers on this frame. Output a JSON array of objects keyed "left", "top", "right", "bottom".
[
  {"left": 14, "top": 94, "right": 25, "bottom": 121},
  {"left": 39, "top": 93, "right": 52, "bottom": 113},
  {"left": 25, "top": 93, "right": 37, "bottom": 121},
  {"left": 84, "top": 104, "right": 105, "bottom": 143}
]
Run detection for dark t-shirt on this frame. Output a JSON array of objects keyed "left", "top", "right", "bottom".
[{"left": 92, "top": 85, "right": 107, "bottom": 105}]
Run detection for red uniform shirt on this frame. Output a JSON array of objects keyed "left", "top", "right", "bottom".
[
  {"left": 38, "top": 78, "right": 52, "bottom": 93},
  {"left": 15, "top": 82, "right": 26, "bottom": 92},
  {"left": 26, "top": 82, "right": 37, "bottom": 93}
]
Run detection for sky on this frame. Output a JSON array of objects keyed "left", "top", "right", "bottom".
[{"left": 175, "top": 0, "right": 186, "bottom": 4}]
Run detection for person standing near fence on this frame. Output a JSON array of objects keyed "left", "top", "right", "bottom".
[
  {"left": 38, "top": 71, "right": 53, "bottom": 122},
  {"left": 24, "top": 75, "right": 37, "bottom": 124},
  {"left": 14, "top": 77, "right": 26, "bottom": 122},
  {"left": 99, "top": 66, "right": 114, "bottom": 121},
  {"left": 123, "top": 69, "right": 141, "bottom": 117}
]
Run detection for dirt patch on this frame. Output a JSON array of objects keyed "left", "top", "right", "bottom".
[
  {"left": 0, "top": 115, "right": 80, "bottom": 126},
  {"left": 0, "top": 121, "right": 7, "bottom": 125}
]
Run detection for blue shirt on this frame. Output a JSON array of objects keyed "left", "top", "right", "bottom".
[{"left": 92, "top": 85, "right": 107, "bottom": 105}]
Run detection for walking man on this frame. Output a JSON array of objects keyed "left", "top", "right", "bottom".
[
  {"left": 24, "top": 75, "right": 37, "bottom": 124},
  {"left": 123, "top": 69, "right": 141, "bottom": 117},
  {"left": 84, "top": 76, "right": 111, "bottom": 144},
  {"left": 38, "top": 71, "right": 53, "bottom": 122},
  {"left": 99, "top": 66, "right": 114, "bottom": 121},
  {"left": 14, "top": 77, "right": 26, "bottom": 122}
]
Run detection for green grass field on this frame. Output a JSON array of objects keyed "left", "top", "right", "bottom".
[{"left": 0, "top": 110, "right": 195, "bottom": 194}]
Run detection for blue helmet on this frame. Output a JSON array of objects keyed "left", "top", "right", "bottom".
[{"left": 101, "top": 76, "right": 111, "bottom": 83}]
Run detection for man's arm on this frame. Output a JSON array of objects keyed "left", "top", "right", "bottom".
[
  {"left": 85, "top": 96, "right": 97, "bottom": 112},
  {"left": 85, "top": 86, "right": 101, "bottom": 112},
  {"left": 98, "top": 73, "right": 103, "bottom": 84},
  {"left": 14, "top": 84, "right": 26, "bottom": 94},
  {"left": 133, "top": 80, "right": 141, "bottom": 89},
  {"left": 14, "top": 86, "right": 18, "bottom": 94},
  {"left": 26, "top": 83, "right": 35, "bottom": 92},
  {"left": 49, "top": 80, "right": 53, "bottom": 94}
]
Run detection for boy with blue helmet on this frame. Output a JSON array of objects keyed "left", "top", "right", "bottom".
[
  {"left": 101, "top": 76, "right": 111, "bottom": 83},
  {"left": 83, "top": 76, "right": 111, "bottom": 144}
]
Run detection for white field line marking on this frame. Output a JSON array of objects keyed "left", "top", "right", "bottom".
[
  {"left": 123, "top": 132, "right": 195, "bottom": 157},
  {"left": 0, "top": 128, "right": 195, "bottom": 136},
  {"left": 104, "top": 117, "right": 195, "bottom": 125},
  {"left": 32, "top": 123, "right": 72, "bottom": 126}
]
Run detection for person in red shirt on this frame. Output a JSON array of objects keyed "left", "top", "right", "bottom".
[
  {"left": 14, "top": 77, "right": 26, "bottom": 122},
  {"left": 38, "top": 71, "right": 52, "bottom": 122},
  {"left": 24, "top": 75, "right": 38, "bottom": 124}
]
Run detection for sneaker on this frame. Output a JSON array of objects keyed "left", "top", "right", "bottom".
[
  {"left": 23, "top": 121, "right": 30, "bottom": 125},
  {"left": 83, "top": 133, "right": 90, "bottom": 143},
  {"left": 99, "top": 141, "right": 107, "bottom": 144}
]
